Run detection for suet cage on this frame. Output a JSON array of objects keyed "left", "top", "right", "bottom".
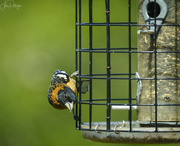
[{"left": 75, "top": 0, "right": 180, "bottom": 144}]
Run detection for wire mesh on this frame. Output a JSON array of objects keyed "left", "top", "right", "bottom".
[{"left": 75, "top": 0, "right": 180, "bottom": 133}]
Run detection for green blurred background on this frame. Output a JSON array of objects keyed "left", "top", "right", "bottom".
[{"left": 0, "top": 0, "right": 177, "bottom": 146}]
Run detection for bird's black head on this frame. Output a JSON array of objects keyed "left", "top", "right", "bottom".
[
  {"left": 51, "top": 70, "right": 69, "bottom": 85},
  {"left": 57, "top": 86, "right": 77, "bottom": 112}
]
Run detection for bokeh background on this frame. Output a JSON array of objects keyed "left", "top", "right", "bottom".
[{"left": 0, "top": 0, "right": 178, "bottom": 146}]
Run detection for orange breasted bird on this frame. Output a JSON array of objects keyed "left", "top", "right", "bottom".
[{"left": 47, "top": 70, "right": 78, "bottom": 112}]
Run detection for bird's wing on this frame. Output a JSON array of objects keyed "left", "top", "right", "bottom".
[
  {"left": 56, "top": 86, "right": 77, "bottom": 105},
  {"left": 63, "top": 86, "right": 77, "bottom": 102}
]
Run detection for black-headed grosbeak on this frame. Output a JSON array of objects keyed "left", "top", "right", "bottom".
[{"left": 47, "top": 70, "right": 78, "bottom": 112}]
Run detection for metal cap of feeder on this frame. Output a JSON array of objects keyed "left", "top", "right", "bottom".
[
  {"left": 138, "top": 0, "right": 168, "bottom": 36},
  {"left": 75, "top": 0, "right": 180, "bottom": 144}
]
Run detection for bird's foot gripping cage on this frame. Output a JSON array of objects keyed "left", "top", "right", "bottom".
[{"left": 75, "top": 0, "right": 180, "bottom": 144}]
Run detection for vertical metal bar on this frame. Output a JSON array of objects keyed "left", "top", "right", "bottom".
[
  {"left": 105, "top": 0, "right": 111, "bottom": 132},
  {"left": 75, "top": 0, "right": 78, "bottom": 128},
  {"left": 89, "top": 0, "right": 93, "bottom": 130},
  {"left": 78, "top": 0, "right": 82, "bottom": 130},
  {"left": 75, "top": 1, "right": 78, "bottom": 71},
  {"left": 154, "top": 0, "right": 158, "bottom": 132},
  {"left": 128, "top": 0, "right": 132, "bottom": 132}
]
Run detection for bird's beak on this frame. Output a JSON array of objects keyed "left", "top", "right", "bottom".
[{"left": 65, "top": 102, "right": 74, "bottom": 112}]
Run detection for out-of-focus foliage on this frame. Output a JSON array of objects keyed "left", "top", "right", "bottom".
[{"left": 0, "top": 0, "right": 176, "bottom": 146}]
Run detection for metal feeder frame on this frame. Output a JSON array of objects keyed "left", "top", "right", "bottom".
[{"left": 74, "top": 0, "right": 180, "bottom": 144}]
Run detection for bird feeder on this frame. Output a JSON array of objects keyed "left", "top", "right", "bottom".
[{"left": 75, "top": 0, "right": 180, "bottom": 144}]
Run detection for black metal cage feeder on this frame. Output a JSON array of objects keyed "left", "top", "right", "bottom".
[{"left": 75, "top": 0, "right": 180, "bottom": 144}]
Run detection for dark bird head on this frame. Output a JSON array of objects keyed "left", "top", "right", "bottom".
[
  {"left": 57, "top": 87, "right": 77, "bottom": 112},
  {"left": 51, "top": 70, "right": 69, "bottom": 85}
]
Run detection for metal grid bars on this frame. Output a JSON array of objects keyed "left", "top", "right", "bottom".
[{"left": 75, "top": 0, "right": 180, "bottom": 133}]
